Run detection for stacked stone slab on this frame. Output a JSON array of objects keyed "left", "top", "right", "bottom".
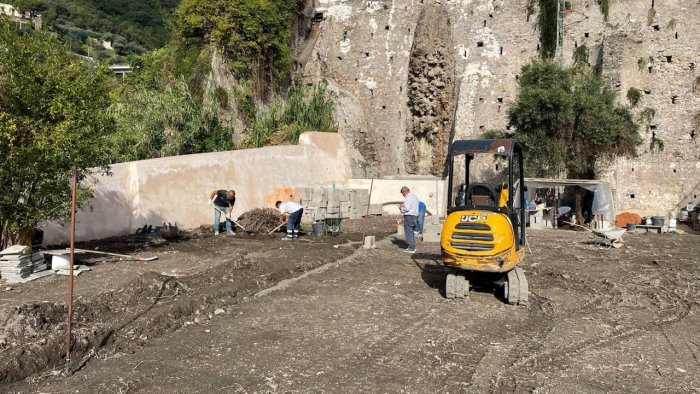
[
  {"left": 0, "top": 245, "right": 32, "bottom": 281},
  {"left": 300, "top": 187, "right": 383, "bottom": 222},
  {"left": 30, "top": 253, "right": 47, "bottom": 273}
]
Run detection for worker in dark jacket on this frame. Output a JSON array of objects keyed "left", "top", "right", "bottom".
[{"left": 209, "top": 189, "right": 236, "bottom": 235}]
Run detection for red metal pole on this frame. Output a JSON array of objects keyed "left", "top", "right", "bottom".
[{"left": 65, "top": 168, "right": 77, "bottom": 368}]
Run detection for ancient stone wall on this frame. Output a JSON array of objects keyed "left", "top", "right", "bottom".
[{"left": 304, "top": 0, "right": 699, "bottom": 215}]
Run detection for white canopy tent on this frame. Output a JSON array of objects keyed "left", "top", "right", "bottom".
[{"left": 523, "top": 178, "right": 615, "bottom": 222}]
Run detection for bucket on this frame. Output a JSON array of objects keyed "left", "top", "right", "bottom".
[
  {"left": 680, "top": 210, "right": 689, "bottom": 221},
  {"left": 669, "top": 218, "right": 677, "bottom": 229},
  {"left": 626, "top": 223, "right": 636, "bottom": 232},
  {"left": 645, "top": 217, "right": 652, "bottom": 225},
  {"left": 312, "top": 222, "right": 325, "bottom": 236},
  {"left": 651, "top": 216, "right": 664, "bottom": 226},
  {"left": 51, "top": 254, "right": 70, "bottom": 270}
]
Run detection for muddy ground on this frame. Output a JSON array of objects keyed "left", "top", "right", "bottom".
[{"left": 1, "top": 217, "right": 699, "bottom": 393}]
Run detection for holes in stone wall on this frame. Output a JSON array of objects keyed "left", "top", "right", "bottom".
[
  {"left": 337, "top": 56, "right": 343, "bottom": 60},
  {"left": 690, "top": 63, "right": 696, "bottom": 70},
  {"left": 675, "top": 32, "right": 678, "bottom": 39},
  {"left": 691, "top": 130, "right": 696, "bottom": 140},
  {"left": 382, "top": 105, "right": 386, "bottom": 110},
  {"left": 671, "top": 96, "right": 678, "bottom": 104},
  {"left": 365, "top": 51, "right": 370, "bottom": 57},
  {"left": 479, "top": 125, "right": 485, "bottom": 131},
  {"left": 665, "top": 55, "right": 672, "bottom": 63},
  {"left": 584, "top": 32, "right": 589, "bottom": 38},
  {"left": 673, "top": 169, "right": 677, "bottom": 173},
  {"left": 651, "top": 0, "right": 655, "bottom": 8},
  {"left": 483, "top": 20, "right": 487, "bottom": 27},
  {"left": 630, "top": 194, "right": 635, "bottom": 199},
  {"left": 489, "top": 14, "right": 493, "bottom": 18},
  {"left": 385, "top": 25, "right": 390, "bottom": 30},
  {"left": 537, "top": 44, "right": 540, "bottom": 51},
  {"left": 477, "top": 41, "right": 484, "bottom": 47},
  {"left": 500, "top": 46, "right": 503, "bottom": 55},
  {"left": 478, "top": 97, "right": 484, "bottom": 102},
  {"left": 648, "top": 66, "right": 653, "bottom": 73},
  {"left": 515, "top": 75, "right": 520, "bottom": 81},
  {"left": 652, "top": 24, "right": 660, "bottom": 31},
  {"left": 575, "top": 41, "right": 578, "bottom": 48},
  {"left": 632, "top": 167, "right": 635, "bottom": 172},
  {"left": 497, "top": 105, "right": 501, "bottom": 113},
  {"left": 644, "top": 88, "right": 652, "bottom": 94},
  {"left": 497, "top": 97, "right": 503, "bottom": 103},
  {"left": 650, "top": 124, "right": 658, "bottom": 130},
  {"left": 506, "top": 125, "right": 512, "bottom": 130}
]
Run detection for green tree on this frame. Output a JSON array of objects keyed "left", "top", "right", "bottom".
[
  {"left": 174, "top": 0, "right": 301, "bottom": 82},
  {"left": 0, "top": 25, "right": 114, "bottom": 249},
  {"left": 109, "top": 77, "right": 234, "bottom": 162},
  {"left": 507, "top": 60, "right": 642, "bottom": 223}
]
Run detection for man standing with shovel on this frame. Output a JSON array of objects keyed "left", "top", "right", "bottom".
[{"left": 209, "top": 189, "right": 236, "bottom": 235}]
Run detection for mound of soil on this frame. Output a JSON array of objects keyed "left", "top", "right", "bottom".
[{"left": 237, "top": 208, "right": 282, "bottom": 233}]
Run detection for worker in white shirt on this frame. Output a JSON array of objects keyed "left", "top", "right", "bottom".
[
  {"left": 399, "top": 186, "right": 419, "bottom": 253},
  {"left": 276, "top": 200, "right": 304, "bottom": 240}
]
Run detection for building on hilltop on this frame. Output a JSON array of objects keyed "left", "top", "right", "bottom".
[{"left": 0, "top": 2, "right": 41, "bottom": 30}]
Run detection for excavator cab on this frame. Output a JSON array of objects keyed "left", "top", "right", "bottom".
[{"left": 440, "top": 139, "right": 528, "bottom": 305}]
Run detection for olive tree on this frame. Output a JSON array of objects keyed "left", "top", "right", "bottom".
[
  {"left": 0, "top": 24, "right": 114, "bottom": 249},
  {"left": 507, "top": 59, "right": 642, "bottom": 224}
]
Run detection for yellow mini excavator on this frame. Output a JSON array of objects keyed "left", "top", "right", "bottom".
[{"left": 440, "top": 139, "right": 529, "bottom": 305}]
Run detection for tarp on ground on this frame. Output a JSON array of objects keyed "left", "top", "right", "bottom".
[{"left": 524, "top": 178, "right": 615, "bottom": 221}]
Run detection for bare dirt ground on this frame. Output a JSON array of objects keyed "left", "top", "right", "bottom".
[{"left": 2, "top": 217, "right": 699, "bottom": 393}]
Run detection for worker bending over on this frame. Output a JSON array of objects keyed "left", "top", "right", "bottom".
[
  {"left": 276, "top": 200, "right": 304, "bottom": 240},
  {"left": 209, "top": 189, "right": 236, "bottom": 235}
]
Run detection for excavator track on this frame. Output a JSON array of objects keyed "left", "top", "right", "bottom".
[
  {"left": 445, "top": 271, "right": 469, "bottom": 299},
  {"left": 505, "top": 267, "right": 529, "bottom": 306}
]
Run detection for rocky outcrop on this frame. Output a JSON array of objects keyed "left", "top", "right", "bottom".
[{"left": 406, "top": 6, "right": 456, "bottom": 176}]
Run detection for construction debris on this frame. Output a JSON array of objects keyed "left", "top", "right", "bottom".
[{"left": 237, "top": 208, "right": 283, "bottom": 233}]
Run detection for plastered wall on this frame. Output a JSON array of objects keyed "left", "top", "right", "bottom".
[{"left": 43, "top": 133, "right": 351, "bottom": 244}]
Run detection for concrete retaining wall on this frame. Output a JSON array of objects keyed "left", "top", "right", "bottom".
[{"left": 43, "top": 132, "right": 351, "bottom": 244}]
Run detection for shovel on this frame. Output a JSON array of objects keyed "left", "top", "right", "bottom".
[
  {"left": 268, "top": 222, "right": 286, "bottom": 235},
  {"left": 213, "top": 206, "right": 247, "bottom": 231}
]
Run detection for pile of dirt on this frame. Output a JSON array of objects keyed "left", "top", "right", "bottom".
[{"left": 237, "top": 208, "right": 282, "bottom": 233}]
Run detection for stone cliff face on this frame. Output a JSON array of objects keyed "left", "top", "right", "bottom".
[
  {"left": 301, "top": 0, "right": 699, "bottom": 214},
  {"left": 406, "top": 6, "right": 456, "bottom": 176}
]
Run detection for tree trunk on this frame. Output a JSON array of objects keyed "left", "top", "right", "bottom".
[
  {"left": 574, "top": 186, "right": 585, "bottom": 227},
  {"left": 17, "top": 225, "right": 34, "bottom": 252}
]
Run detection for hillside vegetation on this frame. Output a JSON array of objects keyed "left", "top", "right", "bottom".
[{"left": 12, "top": 0, "right": 178, "bottom": 58}]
